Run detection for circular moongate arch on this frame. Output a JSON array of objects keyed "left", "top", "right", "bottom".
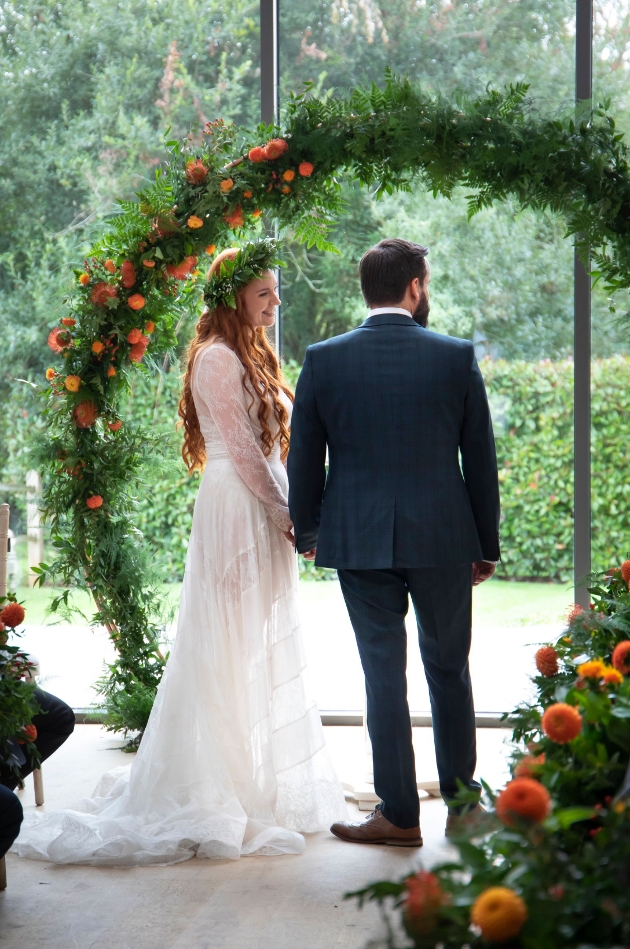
[{"left": 37, "top": 74, "right": 630, "bottom": 719}]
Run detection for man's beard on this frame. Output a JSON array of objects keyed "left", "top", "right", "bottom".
[{"left": 412, "top": 291, "right": 430, "bottom": 327}]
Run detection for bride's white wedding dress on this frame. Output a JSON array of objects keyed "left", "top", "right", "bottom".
[{"left": 13, "top": 341, "right": 347, "bottom": 865}]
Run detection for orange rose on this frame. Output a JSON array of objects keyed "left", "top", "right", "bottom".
[
  {"left": 91, "top": 341, "right": 105, "bottom": 355},
  {"left": 282, "top": 169, "right": 295, "bottom": 182},
  {"left": 127, "top": 294, "right": 145, "bottom": 311},
  {"left": 104, "top": 259, "right": 116, "bottom": 274},
  {"left": 187, "top": 215, "right": 204, "bottom": 229},
  {"left": 86, "top": 495, "right": 103, "bottom": 509},
  {"left": 220, "top": 178, "right": 234, "bottom": 192},
  {"left": 298, "top": 161, "right": 314, "bottom": 177},
  {"left": 120, "top": 260, "right": 136, "bottom": 288},
  {"left": 64, "top": 375, "right": 81, "bottom": 393},
  {"left": 78, "top": 273, "right": 90, "bottom": 286},
  {"left": 248, "top": 146, "right": 267, "bottom": 163}
]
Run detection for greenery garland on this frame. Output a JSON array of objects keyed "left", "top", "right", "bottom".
[{"left": 35, "top": 73, "right": 630, "bottom": 729}]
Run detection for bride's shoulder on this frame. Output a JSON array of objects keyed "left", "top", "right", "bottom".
[{"left": 194, "top": 339, "right": 240, "bottom": 371}]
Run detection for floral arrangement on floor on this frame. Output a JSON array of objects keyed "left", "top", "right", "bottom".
[
  {"left": 0, "top": 597, "right": 41, "bottom": 781},
  {"left": 348, "top": 564, "right": 630, "bottom": 948},
  {"left": 34, "top": 73, "right": 630, "bottom": 736}
]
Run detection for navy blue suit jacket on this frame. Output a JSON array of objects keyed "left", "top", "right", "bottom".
[{"left": 287, "top": 312, "right": 500, "bottom": 569}]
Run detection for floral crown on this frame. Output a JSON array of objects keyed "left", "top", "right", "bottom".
[{"left": 203, "top": 238, "right": 283, "bottom": 312}]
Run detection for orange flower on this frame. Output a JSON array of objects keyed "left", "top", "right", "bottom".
[
  {"left": 513, "top": 753, "right": 545, "bottom": 779},
  {"left": 90, "top": 282, "right": 118, "bottom": 307},
  {"left": 264, "top": 138, "right": 289, "bottom": 160},
  {"left": 185, "top": 159, "right": 208, "bottom": 184},
  {"left": 127, "top": 294, "right": 145, "bottom": 311},
  {"left": 78, "top": 273, "right": 90, "bottom": 286},
  {"left": 166, "top": 256, "right": 197, "bottom": 280},
  {"left": 577, "top": 659, "right": 606, "bottom": 680},
  {"left": 45, "top": 368, "right": 56, "bottom": 381},
  {"left": 120, "top": 260, "right": 136, "bottom": 288},
  {"left": 64, "top": 375, "right": 81, "bottom": 393},
  {"left": 107, "top": 365, "right": 117, "bottom": 377},
  {"left": 471, "top": 887, "right": 528, "bottom": 942},
  {"left": 243, "top": 190, "right": 253, "bottom": 199},
  {"left": 205, "top": 244, "right": 216, "bottom": 256},
  {"left": 129, "top": 336, "right": 149, "bottom": 363},
  {"left": 298, "top": 161, "right": 314, "bottom": 177},
  {"left": 220, "top": 178, "right": 234, "bottom": 192},
  {"left": 224, "top": 205, "right": 244, "bottom": 229},
  {"left": 404, "top": 871, "right": 447, "bottom": 934},
  {"left": 252, "top": 209, "right": 262, "bottom": 218},
  {"left": 47, "top": 327, "right": 71, "bottom": 352},
  {"left": 567, "top": 603, "right": 585, "bottom": 624},
  {"left": 104, "top": 259, "right": 116, "bottom": 274},
  {"left": 281, "top": 184, "right": 291, "bottom": 194},
  {"left": 143, "top": 259, "right": 156, "bottom": 268},
  {"left": 535, "top": 646, "right": 559, "bottom": 677},
  {"left": 282, "top": 169, "right": 295, "bottom": 182},
  {"left": 187, "top": 214, "right": 204, "bottom": 229},
  {"left": 107, "top": 420, "right": 123, "bottom": 432},
  {"left": 612, "top": 640, "right": 630, "bottom": 674},
  {"left": 91, "top": 341, "right": 105, "bottom": 355},
  {"left": 72, "top": 401, "right": 99, "bottom": 428},
  {"left": 22, "top": 724, "right": 37, "bottom": 742},
  {"left": 621, "top": 560, "right": 630, "bottom": 583},
  {"left": 602, "top": 666, "right": 623, "bottom": 686},
  {"left": 496, "top": 777, "right": 551, "bottom": 825},
  {"left": 248, "top": 145, "right": 267, "bottom": 163},
  {"left": 144, "top": 321, "right": 155, "bottom": 334},
  {"left": 542, "top": 703, "right": 582, "bottom": 743},
  {"left": 86, "top": 495, "right": 103, "bottom": 509},
  {"left": 61, "top": 317, "right": 76, "bottom": 328},
  {"left": 127, "top": 328, "right": 143, "bottom": 344},
  {"left": 0, "top": 603, "right": 25, "bottom": 628}
]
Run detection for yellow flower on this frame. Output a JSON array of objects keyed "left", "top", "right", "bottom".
[
  {"left": 64, "top": 375, "right": 81, "bottom": 393},
  {"left": 187, "top": 215, "right": 204, "bottom": 229},
  {"left": 602, "top": 666, "right": 623, "bottom": 686},
  {"left": 577, "top": 659, "right": 606, "bottom": 679},
  {"left": 220, "top": 178, "right": 234, "bottom": 192},
  {"left": 45, "top": 368, "right": 56, "bottom": 381},
  {"left": 471, "top": 887, "right": 528, "bottom": 942},
  {"left": 91, "top": 341, "right": 105, "bottom": 355},
  {"left": 78, "top": 273, "right": 90, "bottom": 286}
]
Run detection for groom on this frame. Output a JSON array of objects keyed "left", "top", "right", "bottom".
[{"left": 287, "top": 238, "right": 500, "bottom": 845}]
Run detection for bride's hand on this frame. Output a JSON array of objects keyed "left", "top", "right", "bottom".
[{"left": 283, "top": 529, "right": 295, "bottom": 546}]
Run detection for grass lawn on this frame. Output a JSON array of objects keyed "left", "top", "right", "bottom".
[{"left": 14, "top": 576, "right": 574, "bottom": 628}]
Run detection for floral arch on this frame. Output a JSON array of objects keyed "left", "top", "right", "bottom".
[{"left": 37, "top": 74, "right": 630, "bottom": 716}]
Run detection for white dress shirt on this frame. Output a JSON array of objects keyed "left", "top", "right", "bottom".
[{"left": 367, "top": 306, "right": 413, "bottom": 318}]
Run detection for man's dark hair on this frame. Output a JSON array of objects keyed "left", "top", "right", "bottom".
[{"left": 359, "top": 238, "right": 429, "bottom": 307}]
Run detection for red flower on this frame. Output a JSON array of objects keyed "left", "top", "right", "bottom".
[
  {"left": 0, "top": 602, "right": 25, "bottom": 629},
  {"left": 47, "top": 327, "right": 71, "bottom": 353},
  {"left": 224, "top": 205, "right": 244, "bottom": 229},
  {"left": 264, "top": 138, "right": 289, "bottom": 160},
  {"left": 513, "top": 753, "right": 545, "bottom": 779},
  {"left": 120, "top": 260, "right": 136, "bottom": 288},
  {"left": 496, "top": 777, "right": 551, "bottom": 825},
  {"left": 612, "top": 640, "right": 630, "bottom": 675},
  {"left": 542, "top": 703, "right": 582, "bottom": 743},
  {"left": 22, "top": 724, "right": 37, "bottom": 742},
  {"left": 185, "top": 159, "right": 208, "bottom": 184},
  {"left": 404, "top": 871, "right": 447, "bottom": 934},
  {"left": 104, "top": 259, "right": 116, "bottom": 274},
  {"left": 298, "top": 161, "right": 314, "bottom": 177},
  {"left": 144, "top": 321, "right": 155, "bottom": 334},
  {"left": 129, "top": 336, "right": 149, "bottom": 363},
  {"left": 72, "top": 401, "right": 99, "bottom": 428},
  {"left": 86, "top": 495, "right": 103, "bottom": 509},
  {"left": 165, "top": 256, "right": 197, "bottom": 280},
  {"left": 90, "top": 282, "right": 118, "bottom": 306},
  {"left": 127, "top": 328, "right": 143, "bottom": 344},
  {"left": 621, "top": 560, "right": 630, "bottom": 585},
  {"left": 536, "top": 646, "right": 559, "bottom": 677},
  {"left": 60, "top": 317, "right": 76, "bottom": 328},
  {"left": 566, "top": 603, "right": 584, "bottom": 624},
  {"left": 107, "top": 420, "right": 123, "bottom": 432},
  {"left": 248, "top": 146, "right": 267, "bottom": 163}
]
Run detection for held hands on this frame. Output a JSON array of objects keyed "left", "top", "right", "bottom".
[
  {"left": 283, "top": 529, "right": 296, "bottom": 546},
  {"left": 302, "top": 548, "right": 316, "bottom": 560},
  {"left": 472, "top": 560, "right": 496, "bottom": 586}
]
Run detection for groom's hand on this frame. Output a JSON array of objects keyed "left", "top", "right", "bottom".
[
  {"left": 302, "top": 548, "right": 317, "bottom": 561},
  {"left": 472, "top": 560, "right": 496, "bottom": 586}
]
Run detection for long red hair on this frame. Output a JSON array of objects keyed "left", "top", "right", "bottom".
[{"left": 179, "top": 248, "right": 294, "bottom": 473}]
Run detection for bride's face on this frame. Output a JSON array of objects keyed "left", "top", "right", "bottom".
[{"left": 242, "top": 271, "right": 281, "bottom": 328}]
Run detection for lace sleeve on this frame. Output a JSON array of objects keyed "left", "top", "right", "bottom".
[{"left": 194, "top": 345, "right": 292, "bottom": 532}]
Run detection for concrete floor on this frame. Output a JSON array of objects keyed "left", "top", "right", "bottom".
[{"left": 1, "top": 724, "right": 512, "bottom": 949}]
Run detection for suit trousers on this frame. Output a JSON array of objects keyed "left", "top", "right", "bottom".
[
  {"left": 0, "top": 784, "right": 23, "bottom": 858},
  {"left": 337, "top": 563, "right": 480, "bottom": 829},
  {"left": 0, "top": 688, "right": 75, "bottom": 791}
]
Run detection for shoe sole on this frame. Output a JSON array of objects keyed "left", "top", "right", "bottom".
[{"left": 330, "top": 829, "right": 423, "bottom": 847}]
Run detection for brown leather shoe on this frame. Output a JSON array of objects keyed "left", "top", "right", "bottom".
[
  {"left": 331, "top": 807, "right": 423, "bottom": 847},
  {"left": 445, "top": 803, "right": 487, "bottom": 837}
]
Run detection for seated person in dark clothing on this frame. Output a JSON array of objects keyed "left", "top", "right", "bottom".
[
  {"left": 0, "top": 688, "right": 75, "bottom": 790},
  {"left": 0, "top": 785, "right": 23, "bottom": 859}
]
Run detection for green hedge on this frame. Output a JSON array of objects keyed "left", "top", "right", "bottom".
[{"left": 132, "top": 357, "right": 630, "bottom": 582}]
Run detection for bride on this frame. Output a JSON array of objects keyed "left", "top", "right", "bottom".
[{"left": 13, "top": 239, "right": 347, "bottom": 866}]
